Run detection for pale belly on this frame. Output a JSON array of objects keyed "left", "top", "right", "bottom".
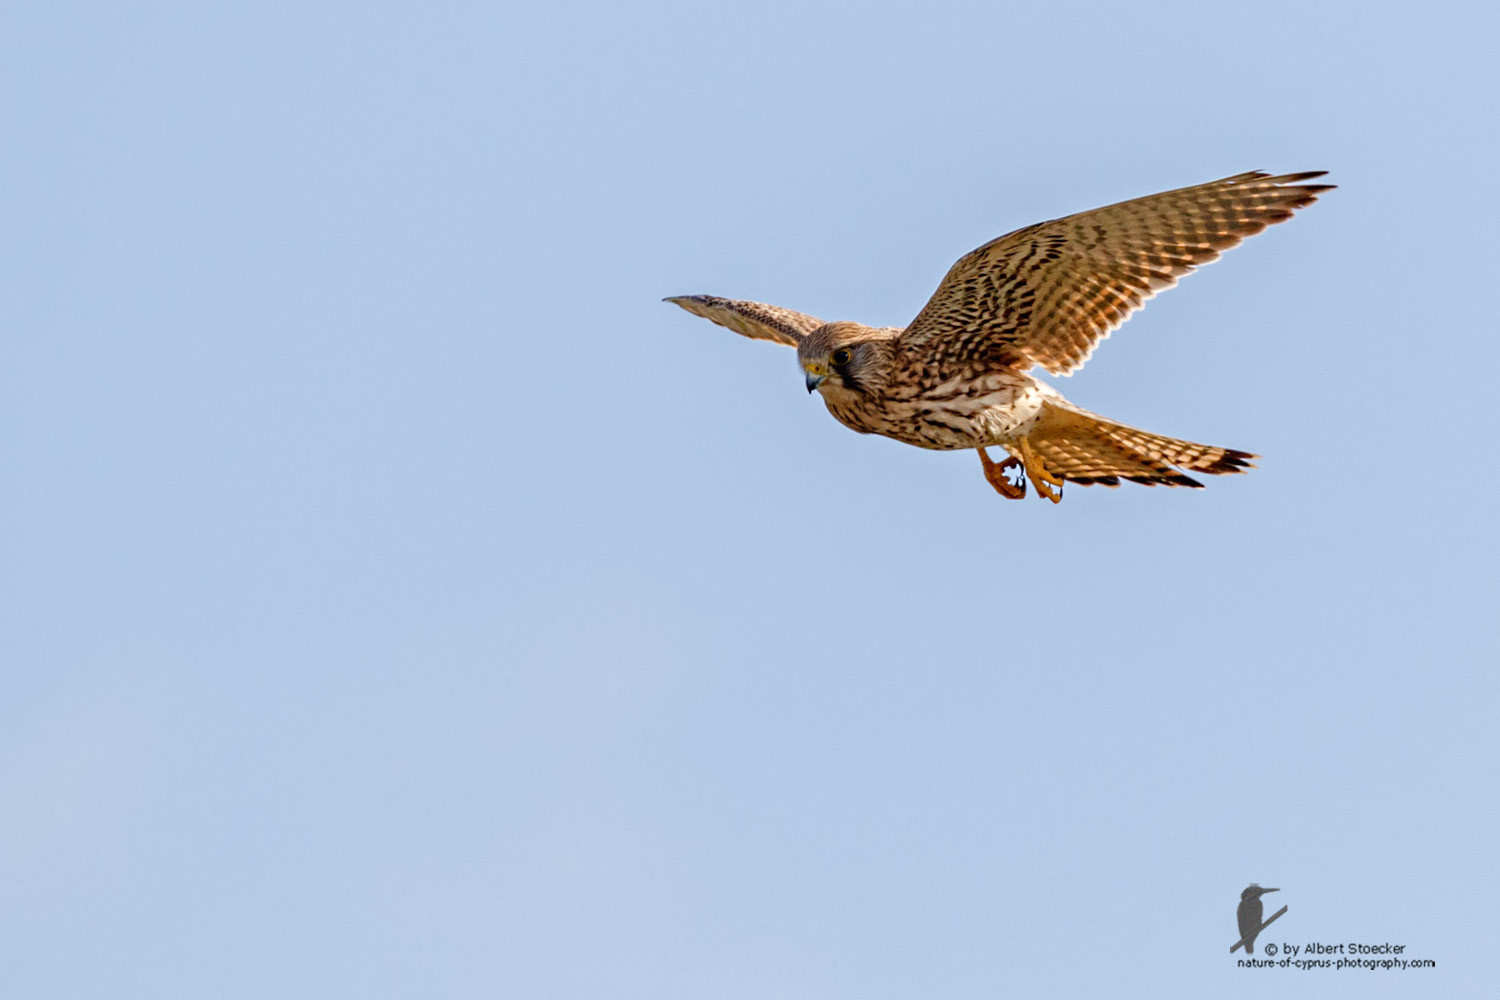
[{"left": 822, "top": 372, "right": 1055, "bottom": 451}]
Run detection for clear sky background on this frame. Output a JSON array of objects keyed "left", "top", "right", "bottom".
[{"left": 3, "top": 1, "right": 1497, "bottom": 997}]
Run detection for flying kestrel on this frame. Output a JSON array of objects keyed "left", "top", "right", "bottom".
[{"left": 667, "top": 170, "right": 1331, "bottom": 502}]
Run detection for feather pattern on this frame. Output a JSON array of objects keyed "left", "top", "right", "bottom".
[
  {"left": 664, "top": 295, "right": 823, "bottom": 347},
  {"left": 900, "top": 171, "right": 1333, "bottom": 375}
]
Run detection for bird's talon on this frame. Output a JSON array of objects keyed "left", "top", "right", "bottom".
[
  {"left": 1017, "top": 436, "right": 1064, "bottom": 504},
  {"left": 978, "top": 449, "right": 1026, "bottom": 500}
]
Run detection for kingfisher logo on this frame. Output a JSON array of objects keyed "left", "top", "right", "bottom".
[{"left": 1231, "top": 884, "right": 1286, "bottom": 953}]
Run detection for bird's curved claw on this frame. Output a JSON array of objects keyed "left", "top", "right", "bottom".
[
  {"left": 1018, "top": 437, "right": 1064, "bottom": 504},
  {"left": 978, "top": 448, "right": 1026, "bottom": 500}
]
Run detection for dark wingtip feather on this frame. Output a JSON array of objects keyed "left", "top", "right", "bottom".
[
  {"left": 1200, "top": 449, "right": 1258, "bottom": 475},
  {"left": 1123, "top": 473, "right": 1205, "bottom": 488},
  {"left": 1274, "top": 170, "right": 1330, "bottom": 183}
]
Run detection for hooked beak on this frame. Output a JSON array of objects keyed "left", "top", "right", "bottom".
[{"left": 805, "top": 370, "right": 826, "bottom": 393}]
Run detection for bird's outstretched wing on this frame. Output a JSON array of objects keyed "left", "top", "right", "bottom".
[
  {"left": 665, "top": 295, "right": 823, "bottom": 348},
  {"left": 900, "top": 171, "right": 1333, "bottom": 375}
]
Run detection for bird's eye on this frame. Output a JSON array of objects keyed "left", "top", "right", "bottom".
[{"left": 831, "top": 348, "right": 852, "bottom": 366}]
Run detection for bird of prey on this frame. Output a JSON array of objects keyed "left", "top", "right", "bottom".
[
  {"left": 1237, "top": 884, "right": 1280, "bottom": 954},
  {"left": 667, "top": 171, "right": 1330, "bottom": 502}
]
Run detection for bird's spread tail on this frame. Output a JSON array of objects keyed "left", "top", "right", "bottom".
[{"left": 1019, "top": 401, "right": 1255, "bottom": 488}]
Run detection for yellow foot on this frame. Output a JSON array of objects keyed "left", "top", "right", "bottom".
[
  {"left": 1017, "top": 437, "right": 1064, "bottom": 504},
  {"left": 977, "top": 447, "right": 1026, "bottom": 500}
]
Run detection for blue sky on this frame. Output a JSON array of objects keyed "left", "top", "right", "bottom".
[{"left": 3, "top": 1, "right": 1497, "bottom": 996}]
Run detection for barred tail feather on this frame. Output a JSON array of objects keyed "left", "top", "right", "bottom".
[{"left": 1022, "top": 401, "right": 1256, "bottom": 488}]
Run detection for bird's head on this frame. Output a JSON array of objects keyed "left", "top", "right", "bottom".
[
  {"left": 797, "top": 321, "right": 897, "bottom": 398},
  {"left": 1241, "top": 885, "right": 1279, "bottom": 901}
]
